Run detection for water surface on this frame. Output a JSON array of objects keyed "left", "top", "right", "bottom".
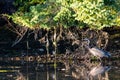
[{"left": 0, "top": 60, "right": 119, "bottom": 80}]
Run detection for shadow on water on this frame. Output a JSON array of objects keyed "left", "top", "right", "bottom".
[{"left": 0, "top": 59, "right": 120, "bottom": 80}]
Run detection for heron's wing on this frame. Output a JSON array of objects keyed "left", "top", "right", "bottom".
[
  {"left": 93, "top": 48, "right": 111, "bottom": 57},
  {"left": 90, "top": 48, "right": 105, "bottom": 57}
]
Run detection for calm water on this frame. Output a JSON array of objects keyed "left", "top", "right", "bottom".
[{"left": 0, "top": 60, "right": 119, "bottom": 80}]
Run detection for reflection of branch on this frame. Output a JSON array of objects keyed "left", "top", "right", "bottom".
[
  {"left": 16, "top": 72, "right": 26, "bottom": 80},
  {"left": 60, "top": 60, "right": 111, "bottom": 80},
  {"left": 71, "top": 64, "right": 89, "bottom": 80},
  {"left": 105, "top": 72, "right": 109, "bottom": 80},
  {"left": 63, "top": 60, "right": 70, "bottom": 71}
]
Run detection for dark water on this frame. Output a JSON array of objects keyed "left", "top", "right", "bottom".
[{"left": 0, "top": 60, "right": 119, "bottom": 80}]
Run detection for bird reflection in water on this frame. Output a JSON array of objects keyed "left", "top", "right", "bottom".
[
  {"left": 88, "top": 63, "right": 111, "bottom": 80},
  {"left": 89, "top": 65, "right": 111, "bottom": 76},
  {"left": 62, "top": 60, "right": 111, "bottom": 80}
]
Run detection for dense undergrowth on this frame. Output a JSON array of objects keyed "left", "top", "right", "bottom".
[{"left": 0, "top": 0, "right": 120, "bottom": 58}]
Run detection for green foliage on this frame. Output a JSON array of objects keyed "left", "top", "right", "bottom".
[
  {"left": 14, "top": 0, "right": 45, "bottom": 11},
  {"left": 10, "top": 1, "right": 58, "bottom": 29},
  {"left": 70, "top": 0, "right": 118, "bottom": 29},
  {"left": 115, "top": 13, "right": 120, "bottom": 26},
  {"left": 9, "top": 0, "right": 120, "bottom": 30},
  {"left": 54, "top": 0, "right": 120, "bottom": 29},
  {"left": 54, "top": 7, "right": 76, "bottom": 28},
  {"left": 54, "top": 0, "right": 86, "bottom": 28}
]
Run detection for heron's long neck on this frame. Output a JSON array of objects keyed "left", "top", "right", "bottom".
[{"left": 85, "top": 45, "right": 90, "bottom": 50}]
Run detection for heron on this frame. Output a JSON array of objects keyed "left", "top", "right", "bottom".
[{"left": 83, "top": 38, "right": 111, "bottom": 61}]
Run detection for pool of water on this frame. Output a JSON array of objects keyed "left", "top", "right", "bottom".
[{"left": 0, "top": 60, "right": 119, "bottom": 80}]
